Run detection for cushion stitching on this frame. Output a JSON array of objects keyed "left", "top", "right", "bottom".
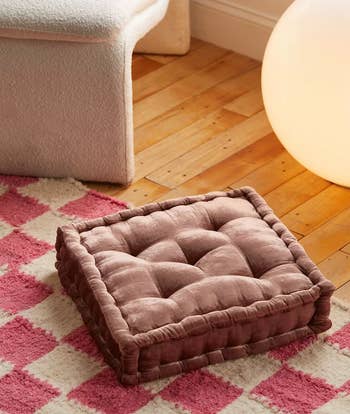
[{"left": 131, "top": 317, "right": 313, "bottom": 379}]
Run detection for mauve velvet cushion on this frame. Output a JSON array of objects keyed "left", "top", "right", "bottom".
[{"left": 56, "top": 187, "right": 335, "bottom": 385}]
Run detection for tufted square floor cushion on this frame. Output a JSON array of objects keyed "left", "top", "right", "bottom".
[{"left": 56, "top": 187, "right": 335, "bottom": 385}]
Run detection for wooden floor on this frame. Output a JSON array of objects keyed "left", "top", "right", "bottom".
[{"left": 87, "top": 38, "right": 350, "bottom": 301}]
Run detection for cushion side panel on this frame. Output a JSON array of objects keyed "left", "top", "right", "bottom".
[
  {"left": 135, "top": 300, "right": 316, "bottom": 384},
  {"left": 55, "top": 225, "right": 138, "bottom": 381},
  {"left": 241, "top": 186, "right": 335, "bottom": 333}
]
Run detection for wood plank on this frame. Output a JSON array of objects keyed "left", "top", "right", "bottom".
[
  {"left": 135, "top": 110, "right": 245, "bottom": 181},
  {"left": 134, "top": 67, "right": 261, "bottom": 153},
  {"left": 341, "top": 243, "right": 350, "bottom": 255},
  {"left": 224, "top": 87, "right": 264, "bottom": 117},
  {"left": 145, "top": 54, "right": 178, "bottom": 65},
  {"left": 291, "top": 231, "right": 303, "bottom": 240},
  {"left": 132, "top": 56, "right": 163, "bottom": 80},
  {"left": 300, "top": 207, "right": 350, "bottom": 264},
  {"left": 132, "top": 54, "right": 143, "bottom": 63},
  {"left": 282, "top": 185, "right": 350, "bottom": 236},
  {"left": 334, "top": 281, "right": 350, "bottom": 303},
  {"left": 147, "top": 110, "right": 272, "bottom": 188},
  {"left": 167, "top": 133, "right": 283, "bottom": 196},
  {"left": 229, "top": 151, "right": 305, "bottom": 195},
  {"left": 111, "top": 178, "right": 169, "bottom": 206},
  {"left": 84, "top": 182, "right": 122, "bottom": 197},
  {"left": 318, "top": 251, "right": 350, "bottom": 289},
  {"left": 155, "top": 188, "right": 189, "bottom": 202},
  {"left": 133, "top": 43, "right": 229, "bottom": 102},
  {"left": 134, "top": 52, "right": 258, "bottom": 127},
  {"left": 145, "top": 38, "right": 205, "bottom": 65},
  {"left": 264, "top": 171, "right": 330, "bottom": 216}
]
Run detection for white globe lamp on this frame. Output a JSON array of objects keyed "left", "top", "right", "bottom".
[{"left": 262, "top": 0, "right": 350, "bottom": 187}]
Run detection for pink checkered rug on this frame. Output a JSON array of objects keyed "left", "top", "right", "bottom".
[{"left": 0, "top": 175, "right": 350, "bottom": 414}]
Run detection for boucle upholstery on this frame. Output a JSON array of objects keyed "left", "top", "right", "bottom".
[
  {"left": 136, "top": 0, "right": 191, "bottom": 55},
  {"left": 0, "top": 0, "right": 157, "bottom": 42},
  {"left": 56, "top": 187, "right": 335, "bottom": 385},
  {"left": 0, "top": 0, "right": 170, "bottom": 184}
]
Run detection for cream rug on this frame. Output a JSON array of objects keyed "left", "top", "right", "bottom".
[{"left": 0, "top": 174, "right": 349, "bottom": 414}]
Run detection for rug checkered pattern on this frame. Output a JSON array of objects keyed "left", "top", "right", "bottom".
[{"left": 0, "top": 175, "right": 349, "bottom": 414}]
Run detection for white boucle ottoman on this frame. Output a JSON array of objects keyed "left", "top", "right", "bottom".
[{"left": 0, "top": 0, "right": 169, "bottom": 184}]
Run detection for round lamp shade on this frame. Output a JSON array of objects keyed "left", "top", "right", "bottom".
[{"left": 262, "top": 0, "right": 350, "bottom": 187}]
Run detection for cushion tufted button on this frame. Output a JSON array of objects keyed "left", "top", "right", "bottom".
[
  {"left": 195, "top": 244, "right": 253, "bottom": 277},
  {"left": 151, "top": 262, "right": 205, "bottom": 298},
  {"left": 137, "top": 239, "right": 188, "bottom": 263},
  {"left": 174, "top": 228, "right": 231, "bottom": 264}
]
